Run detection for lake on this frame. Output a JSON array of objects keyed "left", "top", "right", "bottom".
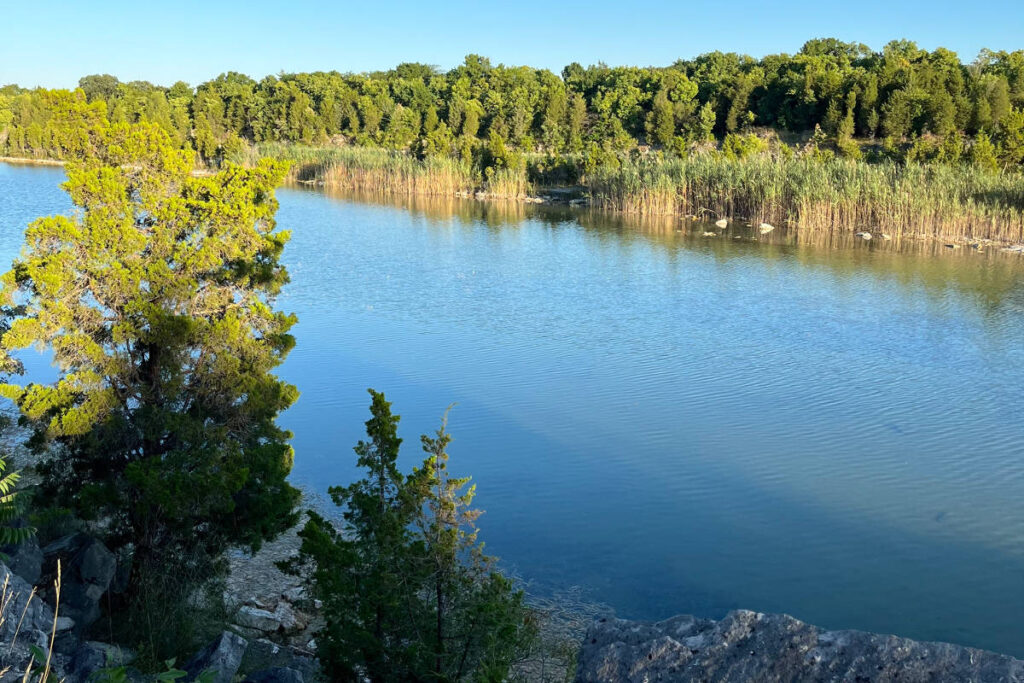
[{"left": 3, "top": 161, "right": 1024, "bottom": 656}]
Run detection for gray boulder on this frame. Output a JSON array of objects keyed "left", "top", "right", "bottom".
[
  {"left": 236, "top": 605, "right": 282, "bottom": 632},
  {"left": 241, "top": 639, "right": 319, "bottom": 683},
  {"left": 185, "top": 631, "right": 248, "bottom": 683},
  {"left": 69, "top": 641, "right": 134, "bottom": 681},
  {"left": 0, "top": 562, "right": 67, "bottom": 680},
  {"left": 576, "top": 609, "right": 1024, "bottom": 682},
  {"left": 43, "top": 534, "right": 116, "bottom": 628},
  {"left": 0, "top": 561, "right": 55, "bottom": 640},
  {"left": 243, "top": 667, "right": 304, "bottom": 683},
  {"left": 3, "top": 535, "right": 43, "bottom": 585}
]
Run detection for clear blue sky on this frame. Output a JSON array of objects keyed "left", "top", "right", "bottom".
[{"left": 2, "top": 0, "right": 1023, "bottom": 88}]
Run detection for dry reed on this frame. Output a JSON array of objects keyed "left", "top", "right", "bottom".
[{"left": 587, "top": 155, "right": 1024, "bottom": 243}]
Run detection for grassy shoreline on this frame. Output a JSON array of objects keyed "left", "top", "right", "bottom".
[
  {"left": 0, "top": 155, "right": 66, "bottom": 166},
  {"left": 248, "top": 144, "right": 1024, "bottom": 245},
  {"left": 5, "top": 145, "right": 1024, "bottom": 245},
  {"left": 588, "top": 156, "right": 1024, "bottom": 244}
]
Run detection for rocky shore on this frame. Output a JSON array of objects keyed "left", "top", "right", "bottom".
[
  {"left": 6, "top": 531, "right": 1024, "bottom": 683},
  {"left": 576, "top": 609, "right": 1024, "bottom": 682}
]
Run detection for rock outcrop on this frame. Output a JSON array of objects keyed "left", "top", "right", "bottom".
[
  {"left": 42, "top": 533, "right": 116, "bottom": 629},
  {"left": 576, "top": 610, "right": 1024, "bottom": 682},
  {"left": 185, "top": 631, "right": 248, "bottom": 683},
  {"left": 3, "top": 534, "right": 43, "bottom": 585}
]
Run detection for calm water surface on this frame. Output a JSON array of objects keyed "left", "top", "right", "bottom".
[{"left": 3, "top": 162, "right": 1024, "bottom": 655}]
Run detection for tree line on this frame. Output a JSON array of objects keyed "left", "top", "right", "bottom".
[{"left": 2, "top": 38, "right": 1024, "bottom": 171}]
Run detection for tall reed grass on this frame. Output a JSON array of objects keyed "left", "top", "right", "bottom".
[
  {"left": 247, "top": 143, "right": 535, "bottom": 199},
  {"left": 587, "top": 155, "right": 1024, "bottom": 243}
]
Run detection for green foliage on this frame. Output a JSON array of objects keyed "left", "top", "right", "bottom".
[
  {"left": 4, "top": 40, "right": 1024, "bottom": 172},
  {"left": 970, "top": 132, "right": 1000, "bottom": 171},
  {"left": 0, "top": 456, "right": 33, "bottom": 551},
  {"left": 288, "top": 390, "right": 535, "bottom": 682},
  {"left": 721, "top": 132, "right": 768, "bottom": 160},
  {"left": 996, "top": 107, "right": 1024, "bottom": 166},
  {"left": 94, "top": 660, "right": 217, "bottom": 683},
  {"left": 0, "top": 120, "right": 299, "bottom": 657}
]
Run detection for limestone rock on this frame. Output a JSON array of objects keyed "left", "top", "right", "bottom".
[
  {"left": 576, "top": 609, "right": 1024, "bottom": 683},
  {"left": 185, "top": 631, "right": 248, "bottom": 683},
  {"left": 273, "top": 601, "right": 301, "bottom": 632},
  {"left": 69, "top": 641, "right": 134, "bottom": 681},
  {"left": 236, "top": 605, "right": 282, "bottom": 632},
  {"left": 3, "top": 535, "right": 43, "bottom": 585},
  {"left": 0, "top": 561, "right": 55, "bottom": 640},
  {"left": 281, "top": 586, "right": 306, "bottom": 603},
  {"left": 42, "top": 534, "right": 116, "bottom": 628}
]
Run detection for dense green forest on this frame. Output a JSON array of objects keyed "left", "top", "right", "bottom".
[
  {"left": 4, "top": 39, "right": 1024, "bottom": 244},
  {"left": 3, "top": 39, "right": 1024, "bottom": 170}
]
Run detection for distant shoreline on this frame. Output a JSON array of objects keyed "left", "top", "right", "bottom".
[
  {"left": 257, "top": 144, "right": 1024, "bottom": 248},
  {"left": 0, "top": 156, "right": 65, "bottom": 166},
  {"left": 5, "top": 152, "right": 1024, "bottom": 250}
]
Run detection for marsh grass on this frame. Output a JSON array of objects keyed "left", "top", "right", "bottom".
[
  {"left": 249, "top": 143, "right": 535, "bottom": 199},
  {"left": 243, "top": 144, "right": 1024, "bottom": 242},
  {"left": 587, "top": 154, "right": 1024, "bottom": 243}
]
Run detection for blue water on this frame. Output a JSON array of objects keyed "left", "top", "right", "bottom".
[{"left": 4, "top": 163, "right": 1024, "bottom": 655}]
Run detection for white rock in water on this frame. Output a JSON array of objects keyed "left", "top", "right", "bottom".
[
  {"left": 759, "top": 223, "right": 774, "bottom": 234},
  {"left": 855, "top": 232, "right": 872, "bottom": 240},
  {"left": 714, "top": 219, "right": 728, "bottom": 228}
]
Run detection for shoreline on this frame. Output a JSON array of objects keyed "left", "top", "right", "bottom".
[
  {"left": 270, "top": 146, "right": 1024, "bottom": 248},
  {"left": 289, "top": 176, "right": 1024, "bottom": 251},
  {"left": 5, "top": 155, "right": 1024, "bottom": 251},
  {"left": 0, "top": 156, "right": 65, "bottom": 166}
]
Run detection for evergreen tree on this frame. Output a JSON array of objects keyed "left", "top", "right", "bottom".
[
  {"left": 0, "top": 120, "right": 299, "bottom": 655},
  {"left": 969, "top": 131, "right": 1000, "bottom": 171},
  {"left": 292, "top": 391, "right": 533, "bottom": 682},
  {"left": 407, "top": 411, "right": 534, "bottom": 681},
  {"left": 646, "top": 89, "right": 675, "bottom": 148}
]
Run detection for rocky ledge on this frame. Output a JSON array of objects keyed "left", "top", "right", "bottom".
[{"left": 576, "top": 609, "right": 1024, "bottom": 682}]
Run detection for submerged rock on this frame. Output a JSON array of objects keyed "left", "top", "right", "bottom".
[{"left": 576, "top": 610, "right": 1024, "bottom": 683}]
